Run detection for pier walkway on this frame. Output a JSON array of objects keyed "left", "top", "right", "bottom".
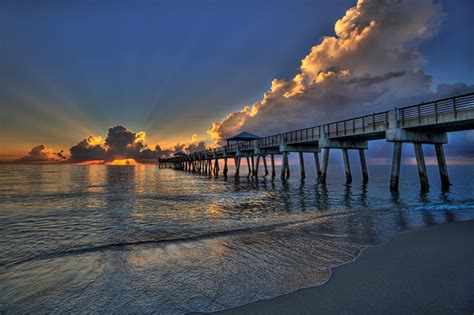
[{"left": 159, "top": 92, "right": 474, "bottom": 190}]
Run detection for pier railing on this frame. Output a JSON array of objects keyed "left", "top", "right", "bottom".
[
  {"left": 399, "top": 93, "right": 474, "bottom": 127},
  {"left": 326, "top": 111, "right": 389, "bottom": 138},
  {"left": 258, "top": 134, "right": 282, "bottom": 148},
  {"left": 283, "top": 126, "right": 321, "bottom": 144}
]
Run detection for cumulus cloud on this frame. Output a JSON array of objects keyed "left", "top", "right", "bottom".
[
  {"left": 15, "top": 145, "right": 66, "bottom": 164},
  {"left": 66, "top": 126, "right": 209, "bottom": 163},
  {"left": 69, "top": 126, "right": 153, "bottom": 162},
  {"left": 104, "top": 126, "right": 146, "bottom": 160},
  {"left": 185, "top": 141, "right": 206, "bottom": 153},
  {"left": 69, "top": 135, "right": 107, "bottom": 162},
  {"left": 208, "top": 0, "right": 451, "bottom": 141}
]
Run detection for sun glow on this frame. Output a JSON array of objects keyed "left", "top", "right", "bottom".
[{"left": 105, "top": 158, "right": 142, "bottom": 166}]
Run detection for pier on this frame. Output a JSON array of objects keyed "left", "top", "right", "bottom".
[{"left": 159, "top": 92, "right": 474, "bottom": 190}]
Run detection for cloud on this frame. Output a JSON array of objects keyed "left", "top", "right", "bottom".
[
  {"left": 185, "top": 141, "right": 206, "bottom": 153},
  {"left": 70, "top": 126, "right": 156, "bottom": 162},
  {"left": 104, "top": 126, "right": 146, "bottom": 161},
  {"left": 67, "top": 126, "right": 208, "bottom": 163},
  {"left": 207, "top": 0, "right": 447, "bottom": 140},
  {"left": 15, "top": 144, "right": 66, "bottom": 163},
  {"left": 70, "top": 135, "right": 107, "bottom": 162}
]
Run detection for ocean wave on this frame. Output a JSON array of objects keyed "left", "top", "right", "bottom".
[{"left": 1, "top": 210, "right": 358, "bottom": 268}]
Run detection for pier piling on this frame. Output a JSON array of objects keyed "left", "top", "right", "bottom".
[
  {"left": 223, "top": 158, "right": 228, "bottom": 176},
  {"left": 314, "top": 152, "right": 321, "bottom": 180},
  {"left": 235, "top": 156, "right": 241, "bottom": 177},
  {"left": 271, "top": 154, "right": 276, "bottom": 178},
  {"left": 435, "top": 143, "right": 450, "bottom": 188},
  {"left": 255, "top": 155, "right": 260, "bottom": 177},
  {"left": 214, "top": 158, "right": 219, "bottom": 176},
  {"left": 390, "top": 142, "right": 403, "bottom": 190},
  {"left": 341, "top": 148, "right": 352, "bottom": 184},
  {"left": 246, "top": 157, "right": 251, "bottom": 176},
  {"left": 299, "top": 152, "right": 305, "bottom": 179},
  {"left": 414, "top": 143, "right": 429, "bottom": 189},
  {"left": 321, "top": 148, "right": 330, "bottom": 183},
  {"left": 281, "top": 153, "right": 288, "bottom": 179},
  {"left": 263, "top": 156, "right": 269, "bottom": 176},
  {"left": 359, "top": 149, "right": 369, "bottom": 183}
]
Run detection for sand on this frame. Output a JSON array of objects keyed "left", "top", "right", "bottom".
[{"left": 213, "top": 220, "right": 474, "bottom": 314}]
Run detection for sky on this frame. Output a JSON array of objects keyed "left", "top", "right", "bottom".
[{"left": 0, "top": 0, "right": 473, "bottom": 162}]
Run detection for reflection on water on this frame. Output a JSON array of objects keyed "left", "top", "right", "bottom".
[{"left": 0, "top": 164, "right": 474, "bottom": 313}]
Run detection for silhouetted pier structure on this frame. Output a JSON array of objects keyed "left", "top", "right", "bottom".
[{"left": 159, "top": 93, "right": 474, "bottom": 190}]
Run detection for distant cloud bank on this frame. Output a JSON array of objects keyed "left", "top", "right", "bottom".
[{"left": 9, "top": 126, "right": 207, "bottom": 164}]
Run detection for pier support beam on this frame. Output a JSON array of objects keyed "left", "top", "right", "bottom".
[
  {"left": 320, "top": 148, "right": 330, "bottom": 183},
  {"left": 280, "top": 154, "right": 286, "bottom": 179},
  {"left": 262, "top": 156, "right": 268, "bottom": 176},
  {"left": 314, "top": 152, "right": 321, "bottom": 180},
  {"left": 255, "top": 155, "right": 260, "bottom": 177},
  {"left": 299, "top": 152, "right": 305, "bottom": 179},
  {"left": 271, "top": 154, "right": 276, "bottom": 178},
  {"left": 235, "top": 156, "right": 241, "bottom": 177},
  {"left": 223, "top": 158, "right": 228, "bottom": 176},
  {"left": 341, "top": 148, "right": 352, "bottom": 184},
  {"left": 435, "top": 143, "right": 450, "bottom": 188},
  {"left": 214, "top": 158, "right": 219, "bottom": 176},
  {"left": 358, "top": 149, "right": 369, "bottom": 183},
  {"left": 246, "top": 157, "right": 251, "bottom": 176},
  {"left": 281, "top": 152, "right": 290, "bottom": 179},
  {"left": 390, "top": 142, "right": 402, "bottom": 190},
  {"left": 251, "top": 155, "right": 256, "bottom": 177},
  {"left": 414, "top": 143, "right": 429, "bottom": 189}
]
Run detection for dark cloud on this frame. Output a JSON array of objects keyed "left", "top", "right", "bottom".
[
  {"left": 66, "top": 125, "right": 206, "bottom": 163},
  {"left": 70, "top": 136, "right": 107, "bottom": 162},
  {"left": 104, "top": 126, "right": 145, "bottom": 161}
]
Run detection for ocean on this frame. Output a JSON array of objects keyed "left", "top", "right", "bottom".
[{"left": 1, "top": 162, "right": 474, "bottom": 313}]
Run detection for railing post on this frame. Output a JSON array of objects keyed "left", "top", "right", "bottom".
[
  {"left": 453, "top": 97, "right": 457, "bottom": 119},
  {"left": 418, "top": 103, "right": 421, "bottom": 125},
  {"left": 400, "top": 108, "right": 404, "bottom": 127},
  {"left": 372, "top": 113, "right": 375, "bottom": 131},
  {"left": 362, "top": 116, "right": 365, "bottom": 132},
  {"left": 434, "top": 102, "right": 438, "bottom": 122}
]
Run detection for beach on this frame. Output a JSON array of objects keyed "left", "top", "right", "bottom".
[{"left": 214, "top": 219, "right": 474, "bottom": 314}]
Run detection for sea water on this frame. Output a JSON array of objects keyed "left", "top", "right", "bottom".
[{"left": 1, "top": 162, "right": 474, "bottom": 313}]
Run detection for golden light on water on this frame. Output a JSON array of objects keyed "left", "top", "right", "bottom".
[{"left": 75, "top": 159, "right": 143, "bottom": 165}]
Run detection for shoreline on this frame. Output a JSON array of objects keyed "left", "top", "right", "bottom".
[{"left": 210, "top": 220, "right": 474, "bottom": 314}]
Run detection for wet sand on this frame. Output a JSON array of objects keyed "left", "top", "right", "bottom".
[{"left": 214, "top": 220, "right": 474, "bottom": 314}]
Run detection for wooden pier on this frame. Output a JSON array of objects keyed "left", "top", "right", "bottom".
[{"left": 159, "top": 93, "right": 474, "bottom": 190}]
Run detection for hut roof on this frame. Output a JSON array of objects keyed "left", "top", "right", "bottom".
[{"left": 226, "top": 132, "right": 262, "bottom": 141}]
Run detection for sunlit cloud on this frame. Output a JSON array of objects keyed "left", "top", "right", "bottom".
[
  {"left": 13, "top": 144, "right": 66, "bottom": 164},
  {"left": 207, "top": 0, "right": 458, "bottom": 141}
]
